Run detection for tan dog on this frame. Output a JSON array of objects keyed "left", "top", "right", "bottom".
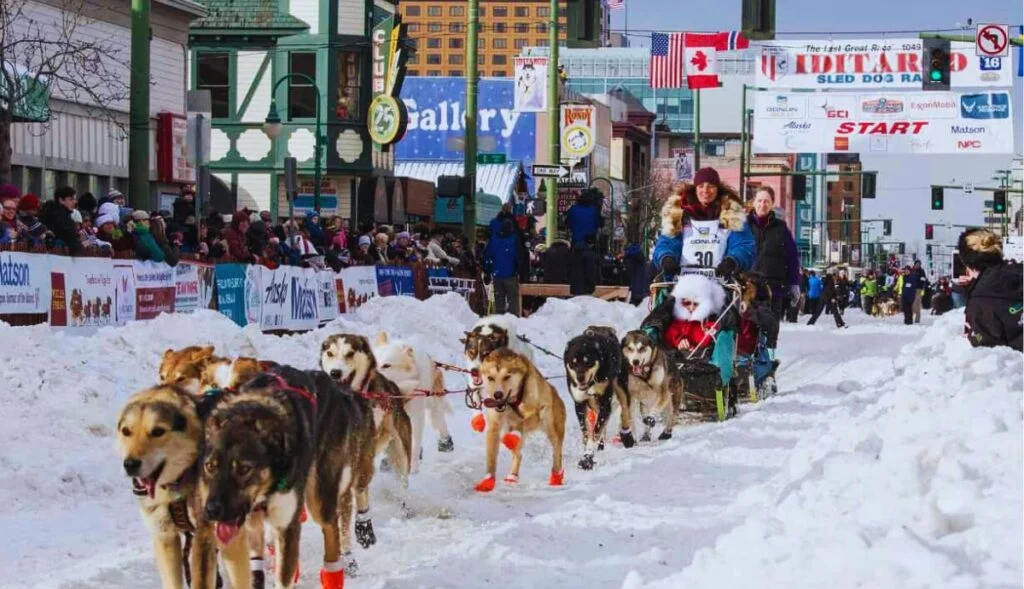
[
  {"left": 159, "top": 346, "right": 217, "bottom": 395},
  {"left": 620, "top": 331, "right": 685, "bottom": 441},
  {"left": 474, "top": 348, "right": 566, "bottom": 492},
  {"left": 115, "top": 384, "right": 246, "bottom": 589}
]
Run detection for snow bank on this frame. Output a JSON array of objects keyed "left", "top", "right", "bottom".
[{"left": 631, "top": 313, "right": 1023, "bottom": 589}]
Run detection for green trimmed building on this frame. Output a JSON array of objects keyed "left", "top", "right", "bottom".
[{"left": 189, "top": 0, "right": 397, "bottom": 220}]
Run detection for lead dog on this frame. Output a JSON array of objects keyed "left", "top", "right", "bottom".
[
  {"left": 563, "top": 326, "right": 635, "bottom": 470},
  {"left": 461, "top": 315, "right": 535, "bottom": 430},
  {"left": 193, "top": 366, "right": 377, "bottom": 589},
  {"left": 474, "top": 348, "right": 566, "bottom": 492}
]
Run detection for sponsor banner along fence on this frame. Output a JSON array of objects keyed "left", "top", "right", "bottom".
[
  {"left": 752, "top": 91, "right": 1014, "bottom": 154},
  {"left": 755, "top": 39, "right": 1014, "bottom": 89},
  {"left": 0, "top": 252, "right": 483, "bottom": 331}
]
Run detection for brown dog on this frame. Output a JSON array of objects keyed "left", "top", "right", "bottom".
[
  {"left": 473, "top": 348, "right": 566, "bottom": 492},
  {"left": 159, "top": 346, "right": 217, "bottom": 395}
]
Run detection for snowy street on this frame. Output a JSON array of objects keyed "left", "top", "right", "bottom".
[{"left": 1, "top": 295, "right": 1020, "bottom": 589}]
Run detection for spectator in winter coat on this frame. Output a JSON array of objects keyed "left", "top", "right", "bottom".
[
  {"left": 623, "top": 243, "right": 649, "bottom": 306},
  {"left": 484, "top": 218, "right": 521, "bottom": 316},
  {"left": 808, "top": 270, "right": 846, "bottom": 328},
  {"left": 860, "top": 272, "right": 878, "bottom": 314},
  {"left": 0, "top": 196, "right": 23, "bottom": 244},
  {"left": 16, "top": 194, "right": 49, "bottom": 245},
  {"left": 806, "top": 271, "right": 823, "bottom": 315},
  {"left": 351, "top": 235, "right": 375, "bottom": 265},
  {"left": 747, "top": 186, "right": 801, "bottom": 356},
  {"left": 77, "top": 192, "right": 97, "bottom": 222},
  {"left": 131, "top": 210, "right": 165, "bottom": 263},
  {"left": 224, "top": 211, "right": 256, "bottom": 263},
  {"left": 426, "top": 228, "right": 456, "bottom": 265},
  {"left": 542, "top": 239, "right": 571, "bottom": 284},
  {"left": 39, "top": 186, "right": 83, "bottom": 254},
  {"left": 957, "top": 229, "right": 1023, "bottom": 351},
  {"left": 899, "top": 266, "right": 922, "bottom": 326},
  {"left": 565, "top": 188, "right": 604, "bottom": 247}
]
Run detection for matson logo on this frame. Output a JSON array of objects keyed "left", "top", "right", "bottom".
[
  {"left": 836, "top": 121, "right": 928, "bottom": 135},
  {"left": 951, "top": 125, "right": 985, "bottom": 134}
]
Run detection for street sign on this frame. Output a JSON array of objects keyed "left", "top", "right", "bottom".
[
  {"left": 976, "top": 24, "right": 1010, "bottom": 57},
  {"left": 963, "top": 182, "right": 974, "bottom": 195},
  {"left": 477, "top": 153, "right": 507, "bottom": 164},
  {"left": 558, "top": 170, "right": 588, "bottom": 188},
  {"left": 532, "top": 164, "right": 570, "bottom": 178}
]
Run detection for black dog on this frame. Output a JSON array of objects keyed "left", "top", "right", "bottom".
[{"left": 563, "top": 326, "right": 635, "bottom": 470}]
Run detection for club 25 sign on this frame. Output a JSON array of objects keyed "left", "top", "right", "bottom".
[{"left": 368, "top": 15, "right": 410, "bottom": 149}]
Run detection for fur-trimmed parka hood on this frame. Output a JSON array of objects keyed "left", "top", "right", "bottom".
[
  {"left": 671, "top": 273, "right": 726, "bottom": 321},
  {"left": 660, "top": 183, "right": 746, "bottom": 237}
]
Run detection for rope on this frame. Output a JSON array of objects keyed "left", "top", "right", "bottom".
[{"left": 516, "top": 334, "right": 563, "bottom": 360}]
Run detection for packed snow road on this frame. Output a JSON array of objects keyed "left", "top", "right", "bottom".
[{"left": 1, "top": 295, "right": 1019, "bottom": 589}]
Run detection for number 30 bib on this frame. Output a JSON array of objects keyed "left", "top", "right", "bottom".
[{"left": 680, "top": 219, "right": 729, "bottom": 276}]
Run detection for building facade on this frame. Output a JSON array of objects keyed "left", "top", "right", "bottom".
[
  {"left": 825, "top": 154, "right": 863, "bottom": 264},
  {"left": 189, "top": 0, "right": 393, "bottom": 220},
  {"left": 9, "top": 0, "right": 205, "bottom": 205}
]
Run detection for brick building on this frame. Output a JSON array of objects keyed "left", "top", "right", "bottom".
[{"left": 825, "top": 154, "right": 863, "bottom": 262}]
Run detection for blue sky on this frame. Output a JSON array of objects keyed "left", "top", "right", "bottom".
[{"left": 609, "top": 0, "right": 1024, "bottom": 265}]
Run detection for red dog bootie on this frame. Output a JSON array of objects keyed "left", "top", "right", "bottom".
[
  {"left": 471, "top": 413, "right": 486, "bottom": 432},
  {"left": 320, "top": 565, "right": 344, "bottom": 589},
  {"left": 586, "top": 409, "right": 597, "bottom": 434},
  {"left": 504, "top": 473, "right": 519, "bottom": 484},
  {"left": 299, "top": 505, "right": 308, "bottom": 523},
  {"left": 475, "top": 474, "right": 496, "bottom": 493},
  {"left": 549, "top": 470, "right": 565, "bottom": 486},
  {"left": 502, "top": 431, "right": 521, "bottom": 451}
]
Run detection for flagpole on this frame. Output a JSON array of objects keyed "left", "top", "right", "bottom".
[{"left": 693, "top": 88, "right": 701, "bottom": 170}]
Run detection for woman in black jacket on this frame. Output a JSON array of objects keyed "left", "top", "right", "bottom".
[
  {"left": 747, "top": 187, "right": 802, "bottom": 350},
  {"left": 957, "top": 229, "right": 1022, "bottom": 351}
]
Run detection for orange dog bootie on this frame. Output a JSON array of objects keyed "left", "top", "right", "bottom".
[
  {"left": 475, "top": 474, "right": 496, "bottom": 493},
  {"left": 299, "top": 505, "right": 308, "bottom": 523},
  {"left": 502, "top": 431, "right": 521, "bottom": 451},
  {"left": 320, "top": 566, "right": 344, "bottom": 589},
  {"left": 471, "top": 413, "right": 486, "bottom": 432},
  {"left": 549, "top": 469, "right": 565, "bottom": 486},
  {"left": 504, "top": 473, "right": 519, "bottom": 484},
  {"left": 586, "top": 409, "right": 597, "bottom": 434}
]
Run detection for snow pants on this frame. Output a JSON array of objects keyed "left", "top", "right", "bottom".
[
  {"left": 711, "top": 328, "right": 736, "bottom": 387},
  {"left": 493, "top": 277, "right": 521, "bottom": 316}
]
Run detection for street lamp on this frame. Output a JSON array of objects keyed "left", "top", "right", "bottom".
[{"left": 262, "top": 73, "right": 325, "bottom": 217}]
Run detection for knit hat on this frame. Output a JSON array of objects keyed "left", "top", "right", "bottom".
[
  {"left": 397, "top": 231, "right": 411, "bottom": 241},
  {"left": 108, "top": 188, "right": 124, "bottom": 200},
  {"left": 0, "top": 184, "right": 22, "bottom": 201},
  {"left": 358, "top": 235, "right": 372, "bottom": 247},
  {"left": 131, "top": 210, "right": 150, "bottom": 222},
  {"left": 693, "top": 167, "right": 721, "bottom": 187},
  {"left": 95, "top": 213, "right": 117, "bottom": 227},
  {"left": 18, "top": 193, "right": 40, "bottom": 211}
]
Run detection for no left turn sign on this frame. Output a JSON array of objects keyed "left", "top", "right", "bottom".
[{"left": 976, "top": 24, "right": 1010, "bottom": 57}]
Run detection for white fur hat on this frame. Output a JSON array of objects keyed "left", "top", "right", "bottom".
[{"left": 671, "top": 274, "right": 726, "bottom": 321}]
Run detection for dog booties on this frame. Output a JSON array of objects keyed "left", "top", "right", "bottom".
[
  {"left": 502, "top": 431, "right": 521, "bottom": 451},
  {"left": 475, "top": 474, "right": 496, "bottom": 493},
  {"left": 471, "top": 413, "right": 486, "bottom": 432}
]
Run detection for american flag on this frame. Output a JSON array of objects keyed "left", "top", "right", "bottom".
[
  {"left": 607, "top": 0, "right": 624, "bottom": 9},
  {"left": 650, "top": 32, "right": 685, "bottom": 88}
]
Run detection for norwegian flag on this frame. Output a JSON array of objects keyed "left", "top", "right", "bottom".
[
  {"left": 607, "top": 0, "right": 624, "bottom": 9},
  {"left": 684, "top": 33, "right": 720, "bottom": 90},
  {"left": 720, "top": 30, "right": 750, "bottom": 50},
  {"left": 650, "top": 32, "right": 685, "bottom": 89}
]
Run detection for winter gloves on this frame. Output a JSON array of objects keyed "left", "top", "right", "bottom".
[
  {"left": 660, "top": 256, "right": 680, "bottom": 275},
  {"left": 715, "top": 257, "right": 738, "bottom": 278}
]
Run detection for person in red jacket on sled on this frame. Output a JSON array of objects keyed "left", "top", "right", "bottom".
[{"left": 663, "top": 273, "right": 728, "bottom": 359}]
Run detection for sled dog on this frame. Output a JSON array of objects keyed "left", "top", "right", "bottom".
[
  {"left": 159, "top": 345, "right": 218, "bottom": 395},
  {"left": 320, "top": 333, "right": 414, "bottom": 483},
  {"left": 473, "top": 349, "right": 566, "bottom": 492},
  {"left": 563, "top": 326, "right": 635, "bottom": 469},
  {"left": 193, "top": 366, "right": 377, "bottom": 589},
  {"left": 620, "top": 330, "right": 684, "bottom": 441},
  {"left": 116, "top": 384, "right": 240, "bottom": 589},
  {"left": 461, "top": 315, "right": 535, "bottom": 408}
]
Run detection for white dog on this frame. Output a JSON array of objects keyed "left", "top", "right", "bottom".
[{"left": 373, "top": 332, "right": 454, "bottom": 474}]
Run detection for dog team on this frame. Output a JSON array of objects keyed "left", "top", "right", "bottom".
[{"left": 116, "top": 303, "right": 714, "bottom": 589}]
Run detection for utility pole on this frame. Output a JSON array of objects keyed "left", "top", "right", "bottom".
[
  {"left": 462, "top": 0, "right": 479, "bottom": 241},
  {"left": 544, "top": 0, "right": 559, "bottom": 246},
  {"left": 129, "top": 0, "right": 151, "bottom": 210}
]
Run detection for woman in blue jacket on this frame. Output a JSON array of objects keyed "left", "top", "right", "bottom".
[{"left": 641, "top": 167, "right": 756, "bottom": 395}]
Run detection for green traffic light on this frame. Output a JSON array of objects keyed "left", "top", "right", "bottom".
[{"left": 930, "top": 70, "right": 942, "bottom": 81}]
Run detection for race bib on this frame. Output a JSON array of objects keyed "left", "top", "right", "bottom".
[{"left": 680, "top": 219, "right": 729, "bottom": 277}]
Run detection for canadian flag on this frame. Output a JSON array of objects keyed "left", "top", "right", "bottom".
[{"left": 683, "top": 33, "right": 720, "bottom": 90}]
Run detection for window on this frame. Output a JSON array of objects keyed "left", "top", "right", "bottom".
[
  {"left": 492, "top": 38, "right": 507, "bottom": 49},
  {"left": 515, "top": 23, "right": 529, "bottom": 33},
  {"left": 426, "top": 54, "right": 441, "bottom": 64},
  {"left": 196, "top": 53, "right": 230, "bottom": 118},
  {"left": 493, "top": 6, "right": 507, "bottom": 16},
  {"left": 479, "top": 7, "right": 485, "bottom": 16},
  {"left": 407, "top": 23, "right": 420, "bottom": 32},
  {"left": 826, "top": 181, "right": 835, "bottom": 192},
  {"left": 534, "top": 39, "right": 549, "bottom": 47},
  {"left": 536, "top": 23, "right": 547, "bottom": 33},
  {"left": 492, "top": 54, "right": 507, "bottom": 65},
  {"left": 449, "top": 22, "right": 463, "bottom": 33},
  {"left": 407, "top": 69, "right": 420, "bottom": 76},
  {"left": 336, "top": 51, "right": 361, "bottom": 121},
  {"left": 448, "top": 54, "right": 463, "bottom": 65},
  {"left": 449, "top": 5, "right": 463, "bottom": 16},
  {"left": 427, "top": 69, "right": 441, "bottom": 76},
  {"left": 407, "top": 53, "right": 419, "bottom": 64},
  {"left": 558, "top": 7, "right": 566, "bottom": 16},
  {"left": 703, "top": 141, "right": 725, "bottom": 156},
  {"left": 405, "top": 5, "right": 420, "bottom": 16},
  {"left": 449, "top": 38, "right": 463, "bottom": 49},
  {"left": 514, "top": 6, "right": 529, "bottom": 16},
  {"left": 514, "top": 38, "right": 527, "bottom": 49},
  {"left": 427, "top": 38, "right": 441, "bottom": 48},
  {"left": 448, "top": 70, "right": 461, "bottom": 76},
  {"left": 479, "top": 54, "right": 486, "bottom": 64},
  {"left": 288, "top": 52, "right": 317, "bottom": 118},
  {"left": 428, "top": 22, "right": 441, "bottom": 32},
  {"left": 427, "top": 5, "right": 441, "bottom": 16},
  {"left": 478, "top": 38, "right": 485, "bottom": 49},
  {"left": 492, "top": 70, "right": 507, "bottom": 77},
  {"left": 537, "top": 6, "right": 550, "bottom": 17},
  {"left": 494, "top": 23, "right": 506, "bottom": 33},
  {"left": 844, "top": 181, "right": 854, "bottom": 191}
]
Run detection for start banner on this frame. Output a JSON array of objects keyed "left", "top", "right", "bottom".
[
  {"left": 754, "top": 39, "right": 1014, "bottom": 89},
  {"left": 752, "top": 91, "right": 1014, "bottom": 154}
]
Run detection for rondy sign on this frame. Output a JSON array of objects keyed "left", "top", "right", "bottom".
[
  {"left": 755, "top": 39, "right": 1014, "bottom": 89},
  {"left": 561, "top": 104, "right": 596, "bottom": 160}
]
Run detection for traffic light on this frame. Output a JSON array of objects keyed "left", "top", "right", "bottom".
[
  {"left": 792, "top": 174, "right": 806, "bottom": 201},
  {"left": 994, "top": 190, "right": 1007, "bottom": 214},
  {"left": 931, "top": 186, "right": 945, "bottom": 210},
  {"left": 883, "top": 219, "right": 892, "bottom": 236},
  {"left": 926, "top": 244, "right": 933, "bottom": 257},
  {"left": 922, "top": 38, "right": 951, "bottom": 91},
  {"left": 861, "top": 172, "right": 876, "bottom": 199},
  {"left": 925, "top": 223, "right": 933, "bottom": 240},
  {"left": 899, "top": 242, "right": 906, "bottom": 255},
  {"left": 437, "top": 175, "right": 464, "bottom": 198}
]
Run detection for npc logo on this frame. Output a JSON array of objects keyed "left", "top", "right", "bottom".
[{"left": 960, "top": 93, "right": 1010, "bottom": 120}]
